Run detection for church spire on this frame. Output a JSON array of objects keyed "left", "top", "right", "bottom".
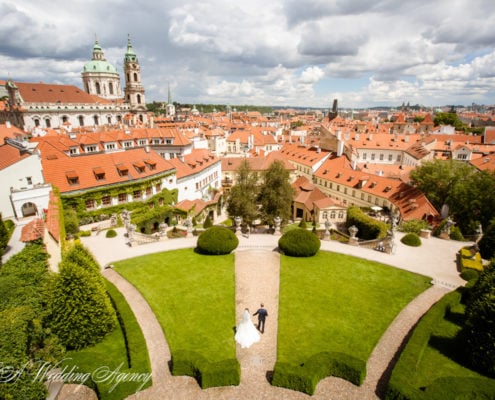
[{"left": 124, "top": 34, "right": 138, "bottom": 63}]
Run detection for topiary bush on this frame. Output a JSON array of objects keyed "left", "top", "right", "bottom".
[
  {"left": 106, "top": 229, "right": 117, "bottom": 238},
  {"left": 460, "top": 268, "right": 479, "bottom": 282},
  {"left": 196, "top": 226, "right": 239, "bottom": 255},
  {"left": 449, "top": 226, "right": 464, "bottom": 241},
  {"left": 298, "top": 219, "right": 308, "bottom": 229},
  {"left": 203, "top": 215, "right": 213, "bottom": 229},
  {"left": 401, "top": 233, "right": 421, "bottom": 247},
  {"left": 278, "top": 228, "right": 321, "bottom": 257},
  {"left": 346, "top": 207, "right": 388, "bottom": 240}
]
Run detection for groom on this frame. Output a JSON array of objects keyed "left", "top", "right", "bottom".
[{"left": 253, "top": 304, "right": 268, "bottom": 333}]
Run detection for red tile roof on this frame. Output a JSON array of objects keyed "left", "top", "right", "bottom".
[
  {"left": 46, "top": 191, "right": 60, "bottom": 242},
  {"left": 167, "top": 149, "right": 220, "bottom": 179},
  {"left": 40, "top": 147, "right": 175, "bottom": 194},
  {"left": 20, "top": 218, "right": 44, "bottom": 242},
  {"left": 15, "top": 82, "right": 109, "bottom": 104},
  {"left": 0, "top": 144, "right": 30, "bottom": 170}
]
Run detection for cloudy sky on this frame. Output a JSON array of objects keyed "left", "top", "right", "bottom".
[{"left": 2, "top": 0, "right": 495, "bottom": 108}]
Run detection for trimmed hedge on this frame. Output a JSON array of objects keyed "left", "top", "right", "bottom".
[
  {"left": 459, "top": 247, "right": 483, "bottom": 272},
  {"left": 385, "top": 289, "right": 476, "bottom": 400},
  {"left": 171, "top": 349, "right": 240, "bottom": 388},
  {"left": 424, "top": 377, "right": 495, "bottom": 400},
  {"left": 196, "top": 226, "right": 239, "bottom": 255},
  {"left": 460, "top": 268, "right": 479, "bottom": 282},
  {"left": 400, "top": 233, "right": 421, "bottom": 247},
  {"left": 278, "top": 228, "right": 321, "bottom": 257},
  {"left": 106, "top": 229, "right": 117, "bottom": 238},
  {"left": 272, "top": 352, "right": 366, "bottom": 395},
  {"left": 346, "top": 207, "right": 389, "bottom": 240}
]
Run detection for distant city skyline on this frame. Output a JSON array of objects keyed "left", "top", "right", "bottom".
[{"left": 1, "top": 0, "right": 495, "bottom": 109}]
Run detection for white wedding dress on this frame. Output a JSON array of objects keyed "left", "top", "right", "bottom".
[{"left": 235, "top": 309, "right": 261, "bottom": 348}]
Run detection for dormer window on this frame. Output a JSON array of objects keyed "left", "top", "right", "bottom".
[
  {"left": 144, "top": 160, "right": 156, "bottom": 170},
  {"left": 85, "top": 145, "right": 97, "bottom": 153},
  {"left": 93, "top": 167, "right": 105, "bottom": 181},
  {"left": 66, "top": 171, "right": 79, "bottom": 185},
  {"left": 117, "top": 164, "right": 129, "bottom": 176},
  {"left": 133, "top": 161, "right": 145, "bottom": 173},
  {"left": 106, "top": 143, "right": 116, "bottom": 150},
  {"left": 123, "top": 141, "right": 133, "bottom": 148}
]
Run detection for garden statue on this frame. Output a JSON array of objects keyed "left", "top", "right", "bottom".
[
  {"left": 234, "top": 216, "right": 242, "bottom": 235},
  {"left": 274, "top": 216, "right": 282, "bottom": 236},
  {"left": 348, "top": 225, "right": 359, "bottom": 246},
  {"left": 324, "top": 219, "right": 331, "bottom": 240},
  {"left": 159, "top": 222, "right": 168, "bottom": 239}
]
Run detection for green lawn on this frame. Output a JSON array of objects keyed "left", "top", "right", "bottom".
[
  {"left": 277, "top": 251, "right": 432, "bottom": 365},
  {"left": 114, "top": 248, "right": 236, "bottom": 363},
  {"left": 62, "top": 280, "right": 151, "bottom": 400}
]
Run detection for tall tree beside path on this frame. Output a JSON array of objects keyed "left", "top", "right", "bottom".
[
  {"left": 226, "top": 159, "right": 259, "bottom": 226},
  {"left": 259, "top": 160, "right": 294, "bottom": 226}
]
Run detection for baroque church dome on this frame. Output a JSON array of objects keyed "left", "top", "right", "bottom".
[{"left": 82, "top": 40, "right": 119, "bottom": 75}]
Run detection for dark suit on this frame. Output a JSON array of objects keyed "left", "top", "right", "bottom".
[{"left": 253, "top": 308, "right": 268, "bottom": 333}]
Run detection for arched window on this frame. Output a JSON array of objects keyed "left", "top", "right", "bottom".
[
  {"left": 117, "top": 115, "right": 122, "bottom": 123},
  {"left": 133, "top": 72, "right": 138, "bottom": 82},
  {"left": 62, "top": 116, "right": 68, "bottom": 123},
  {"left": 34, "top": 119, "right": 40, "bottom": 127},
  {"left": 93, "top": 115, "right": 99, "bottom": 125},
  {"left": 137, "top": 94, "right": 141, "bottom": 104},
  {"left": 109, "top": 82, "right": 114, "bottom": 95},
  {"left": 107, "top": 116, "right": 112, "bottom": 124},
  {"left": 127, "top": 73, "right": 130, "bottom": 82},
  {"left": 85, "top": 83, "right": 90, "bottom": 93},
  {"left": 95, "top": 82, "right": 101, "bottom": 95},
  {"left": 78, "top": 115, "right": 84, "bottom": 126},
  {"left": 45, "top": 118, "right": 51, "bottom": 128},
  {"left": 139, "top": 114, "right": 143, "bottom": 122}
]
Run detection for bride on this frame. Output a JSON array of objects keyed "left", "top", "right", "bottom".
[{"left": 235, "top": 308, "right": 261, "bottom": 348}]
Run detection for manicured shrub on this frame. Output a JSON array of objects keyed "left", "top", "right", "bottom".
[
  {"left": 346, "top": 207, "right": 388, "bottom": 240},
  {"left": 298, "top": 219, "right": 308, "bottom": 229},
  {"left": 272, "top": 352, "right": 365, "bottom": 395},
  {"left": 171, "top": 350, "right": 240, "bottom": 388},
  {"left": 401, "top": 232, "right": 421, "bottom": 247},
  {"left": 64, "top": 207, "right": 80, "bottom": 236},
  {"left": 0, "top": 213, "right": 8, "bottom": 254},
  {"left": 49, "top": 262, "right": 116, "bottom": 350},
  {"left": 460, "top": 268, "right": 479, "bottom": 282},
  {"left": 278, "top": 228, "right": 321, "bottom": 257},
  {"left": 203, "top": 215, "right": 213, "bottom": 229},
  {"left": 106, "top": 229, "right": 117, "bottom": 238},
  {"left": 78, "top": 230, "right": 91, "bottom": 237},
  {"left": 196, "top": 226, "right": 239, "bottom": 255},
  {"left": 399, "top": 219, "right": 429, "bottom": 235},
  {"left": 449, "top": 226, "right": 464, "bottom": 241},
  {"left": 458, "top": 247, "right": 483, "bottom": 272}
]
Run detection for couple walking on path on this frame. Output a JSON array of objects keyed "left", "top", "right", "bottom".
[{"left": 235, "top": 304, "right": 268, "bottom": 348}]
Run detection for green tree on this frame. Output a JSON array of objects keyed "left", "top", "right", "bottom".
[
  {"left": 479, "top": 219, "right": 495, "bottom": 260},
  {"left": 459, "top": 261, "right": 495, "bottom": 377},
  {"left": 203, "top": 215, "right": 213, "bottom": 229},
  {"left": 63, "top": 207, "right": 79, "bottom": 236},
  {"left": 0, "top": 213, "right": 8, "bottom": 256},
  {"left": 259, "top": 160, "right": 294, "bottom": 226},
  {"left": 410, "top": 159, "right": 476, "bottom": 213},
  {"left": 433, "top": 112, "right": 466, "bottom": 131},
  {"left": 49, "top": 262, "right": 116, "bottom": 350},
  {"left": 226, "top": 159, "right": 259, "bottom": 225}
]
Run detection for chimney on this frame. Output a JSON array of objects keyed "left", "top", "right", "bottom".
[
  {"left": 5, "top": 121, "right": 11, "bottom": 128},
  {"left": 337, "top": 140, "right": 344, "bottom": 157},
  {"left": 336, "top": 130, "right": 342, "bottom": 140},
  {"left": 145, "top": 145, "right": 150, "bottom": 153}
]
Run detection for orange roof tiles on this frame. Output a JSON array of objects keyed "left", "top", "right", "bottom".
[
  {"left": 21, "top": 218, "right": 44, "bottom": 242},
  {"left": 167, "top": 149, "right": 220, "bottom": 179},
  {"left": 0, "top": 143, "right": 30, "bottom": 170},
  {"left": 41, "top": 147, "right": 175, "bottom": 194},
  {"left": 15, "top": 82, "right": 105, "bottom": 104}
]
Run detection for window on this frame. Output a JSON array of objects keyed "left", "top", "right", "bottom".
[
  {"left": 86, "top": 145, "right": 97, "bottom": 153},
  {"left": 368, "top": 195, "right": 372, "bottom": 202},
  {"left": 62, "top": 116, "right": 68, "bottom": 123},
  {"left": 117, "top": 165, "right": 128, "bottom": 176},
  {"left": 66, "top": 171, "right": 79, "bottom": 185},
  {"left": 146, "top": 187, "right": 152, "bottom": 196},
  {"left": 397, "top": 154, "right": 401, "bottom": 162},
  {"left": 26, "top": 176, "right": 32, "bottom": 185},
  {"left": 156, "top": 183, "right": 162, "bottom": 192},
  {"left": 338, "top": 211, "right": 344, "bottom": 219},
  {"left": 109, "top": 82, "right": 114, "bottom": 95},
  {"left": 118, "top": 193, "right": 127, "bottom": 203},
  {"left": 137, "top": 94, "right": 142, "bottom": 104},
  {"left": 106, "top": 143, "right": 116, "bottom": 150},
  {"left": 85, "top": 199, "right": 96, "bottom": 210},
  {"left": 133, "top": 72, "right": 138, "bottom": 82},
  {"left": 337, "top": 185, "right": 340, "bottom": 192},
  {"left": 102, "top": 196, "right": 111, "bottom": 206},
  {"left": 153, "top": 139, "right": 161, "bottom": 145},
  {"left": 138, "top": 139, "right": 147, "bottom": 146},
  {"left": 93, "top": 115, "right": 99, "bottom": 125},
  {"left": 371, "top": 153, "right": 375, "bottom": 160},
  {"left": 95, "top": 82, "right": 101, "bottom": 95},
  {"left": 165, "top": 139, "right": 173, "bottom": 144},
  {"left": 379, "top": 154, "right": 384, "bottom": 161},
  {"left": 78, "top": 115, "right": 84, "bottom": 126},
  {"left": 361, "top": 193, "right": 365, "bottom": 200},
  {"left": 133, "top": 162, "right": 145, "bottom": 173},
  {"left": 123, "top": 141, "right": 133, "bottom": 148},
  {"left": 330, "top": 211, "right": 336, "bottom": 219},
  {"left": 93, "top": 167, "right": 105, "bottom": 180},
  {"left": 45, "top": 118, "right": 51, "bottom": 128},
  {"left": 133, "top": 190, "right": 142, "bottom": 200},
  {"left": 107, "top": 116, "right": 112, "bottom": 124},
  {"left": 388, "top": 154, "right": 393, "bottom": 161},
  {"left": 323, "top": 212, "right": 328, "bottom": 219},
  {"left": 34, "top": 119, "right": 40, "bottom": 127},
  {"left": 363, "top": 153, "right": 367, "bottom": 160},
  {"left": 69, "top": 147, "right": 78, "bottom": 155}
]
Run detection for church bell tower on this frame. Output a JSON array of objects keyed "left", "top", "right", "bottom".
[{"left": 123, "top": 35, "right": 147, "bottom": 123}]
